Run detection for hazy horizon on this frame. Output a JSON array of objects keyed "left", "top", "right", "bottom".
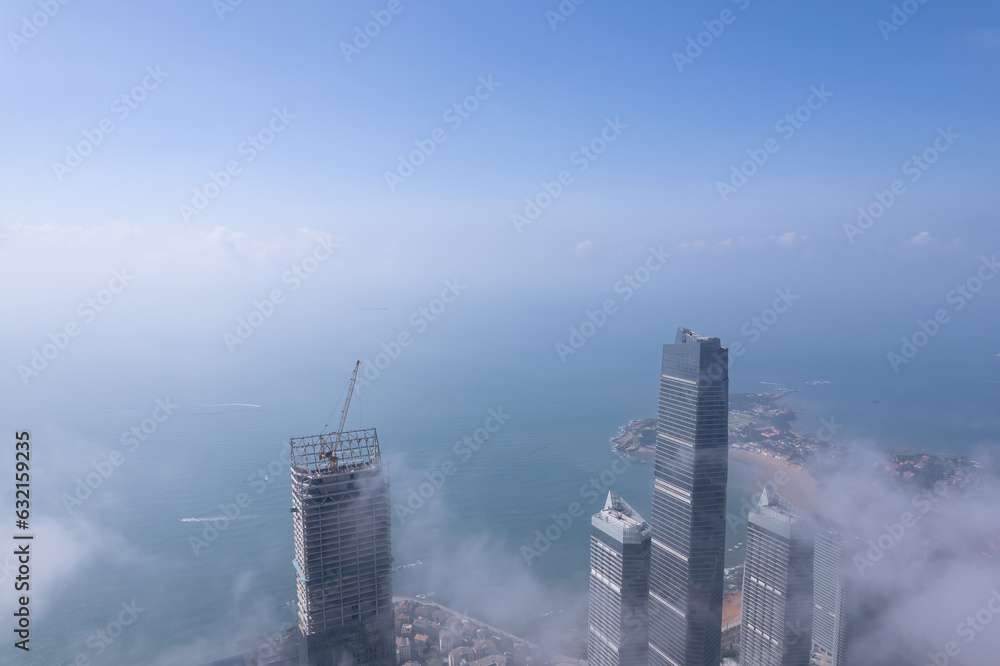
[{"left": 2, "top": 1, "right": 999, "bottom": 665}]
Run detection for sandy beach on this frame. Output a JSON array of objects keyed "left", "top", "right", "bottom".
[
  {"left": 722, "top": 590, "right": 742, "bottom": 630},
  {"left": 729, "top": 449, "right": 818, "bottom": 512}
]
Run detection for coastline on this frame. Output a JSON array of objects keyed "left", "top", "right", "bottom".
[
  {"left": 393, "top": 596, "right": 585, "bottom": 665},
  {"left": 609, "top": 418, "right": 656, "bottom": 464},
  {"left": 610, "top": 392, "right": 822, "bottom": 511},
  {"left": 728, "top": 448, "right": 818, "bottom": 511},
  {"left": 722, "top": 590, "right": 741, "bottom": 632}
]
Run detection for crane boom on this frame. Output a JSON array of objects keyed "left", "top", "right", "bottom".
[{"left": 335, "top": 360, "right": 361, "bottom": 441}]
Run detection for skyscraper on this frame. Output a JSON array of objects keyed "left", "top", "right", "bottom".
[
  {"left": 811, "top": 525, "right": 851, "bottom": 666},
  {"left": 290, "top": 427, "right": 394, "bottom": 666},
  {"left": 648, "top": 328, "right": 729, "bottom": 666},
  {"left": 740, "top": 489, "right": 815, "bottom": 666},
  {"left": 588, "top": 492, "right": 652, "bottom": 666}
]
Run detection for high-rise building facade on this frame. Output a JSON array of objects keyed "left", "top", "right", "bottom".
[
  {"left": 648, "top": 328, "right": 729, "bottom": 666},
  {"left": 741, "top": 489, "right": 815, "bottom": 666},
  {"left": 588, "top": 492, "right": 652, "bottom": 666},
  {"left": 290, "top": 428, "right": 394, "bottom": 666},
  {"left": 810, "top": 525, "right": 851, "bottom": 666}
]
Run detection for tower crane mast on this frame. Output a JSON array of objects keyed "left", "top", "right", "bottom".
[{"left": 333, "top": 360, "right": 361, "bottom": 446}]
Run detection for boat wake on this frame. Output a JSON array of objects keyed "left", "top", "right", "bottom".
[{"left": 393, "top": 560, "right": 424, "bottom": 572}]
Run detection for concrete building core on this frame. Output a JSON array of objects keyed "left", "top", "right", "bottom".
[{"left": 290, "top": 427, "right": 394, "bottom": 666}]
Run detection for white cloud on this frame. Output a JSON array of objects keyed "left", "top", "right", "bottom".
[
  {"left": 909, "top": 231, "right": 935, "bottom": 246},
  {"left": 775, "top": 231, "right": 804, "bottom": 247},
  {"left": 25, "top": 517, "right": 137, "bottom": 618},
  {"left": 899, "top": 231, "right": 964, "bottom": 251},
  {"left": 671, "top": 232, "right": 807, "bottom": 253}
]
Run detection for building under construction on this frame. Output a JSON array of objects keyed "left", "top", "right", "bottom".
[{"left": 290, "top": 363, "right": 394, "bottom": 666}]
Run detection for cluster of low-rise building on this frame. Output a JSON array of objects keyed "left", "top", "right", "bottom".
[{"left": 393, "top": 599, "right": 552, "bottom": 666}]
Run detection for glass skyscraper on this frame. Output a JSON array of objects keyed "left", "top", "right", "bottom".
[
  {"left": 588, "top": 492, "right": 652, "bottom": 666},
  {"left": 740, "top": 489, "right": 815, "bottom": 666},
  {"left": 648, "top": 328, "right": 729, "bottom": 666},
  {"left": 811, "top": 525, "right": 851, "bottom": 666}
]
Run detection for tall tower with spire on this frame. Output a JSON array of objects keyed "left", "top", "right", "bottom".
[
  {"left": 740, "top": 489, "right": 815, "bottom": 666},
  {"left": 648, "top": 328, "right": 729, "bottom": 666},
  {"left": 588, "top": 492, "right": 651, "bottom": 666}
]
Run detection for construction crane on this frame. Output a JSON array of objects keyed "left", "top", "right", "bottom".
[
  {"left": 335, "top": 360, "right": 361, "bottom": 443},
  {"left": 322, "top": 360, "right": 361, "bottom": 470}
]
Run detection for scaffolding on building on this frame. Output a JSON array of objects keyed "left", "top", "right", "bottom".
[{"left": 289, "top": 362, "right": 394, "bottom": 666}]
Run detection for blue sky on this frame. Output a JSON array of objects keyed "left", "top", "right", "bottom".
[
  {"left": 4, "top": 0, "right": 998, "bottom": 235},
  {"left": 2, "top": 0, "right": 999, "bottom": 402}
]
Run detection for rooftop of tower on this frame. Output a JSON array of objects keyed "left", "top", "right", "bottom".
[
  {"left": 674, "top": 327, "right": 721, "bottom": 344},
  {"left": 750, "top": 487, "right": 814, "bottom": 539},
  {"left": 289, "top": 427, "right": 381, "bottom": 475},
  {"left": 593, "top": 491, "right": 652, "bottom": 541}
]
